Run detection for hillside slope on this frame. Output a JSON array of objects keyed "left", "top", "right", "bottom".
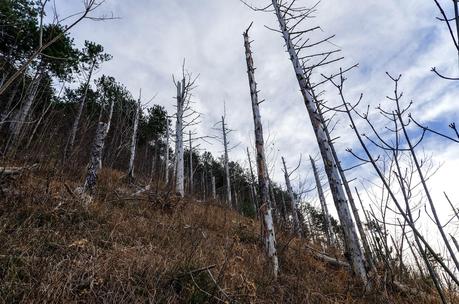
[{"left": 0, "top": 167, "right": 441, "bottom": 303}]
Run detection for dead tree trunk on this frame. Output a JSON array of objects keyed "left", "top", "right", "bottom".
[
  {"left": 128, "top": 99, "right": 141, "bottom": 179},
  {"left": 222, "top": 115, "right": 232, "bottom": 206},
  {"left": 247, "top": 147, "right": 259, "bottom": 217},
  {"left": 271, "top": 1, "right": 368, "bottom": 284},
  {"left": 83, "top": 122, "right": 108, "bottom": 194},
  {"left": 81, "top": 97, "right": 114, "bottom": 195},
  {"left": 165, "top": 124, "right": 170, "bottom": 184},
  {"left": 316, "top": 101, "right": 375, "bottom": 269},
  {"left": 244, "top": 25, "right": 279, "bottom": 278},
  {"left": 175, "top": 79, "right": 185, "bottom": 196},
  {"left": 101, "top": 96, "right": 115, "bottom": 168},
  {"left": 281, "top": 156, "right": 302, "bottom": 236},
  {"left": 211, "top": 175, "right": 216, "bottom": 200},
  {"left": 10, "top": 68, "right": 43, "bottom": 145},
  {"left": 188, "top": 130, "right": 193, "bottom": 194},
  {"left": 310, "top": 155, "right": 334, "bottom": 246}
]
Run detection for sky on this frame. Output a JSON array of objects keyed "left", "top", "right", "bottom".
[{"left": 48, "top": 0, "right": 459, "bottom": 236}]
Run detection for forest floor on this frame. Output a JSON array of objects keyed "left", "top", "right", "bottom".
[{"left": 0, "top": 165, "right": 447, "bottom": 303}]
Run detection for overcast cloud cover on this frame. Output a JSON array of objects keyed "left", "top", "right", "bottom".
[{"left": 51, "top": 0, "right": 459, "bottom": 225}]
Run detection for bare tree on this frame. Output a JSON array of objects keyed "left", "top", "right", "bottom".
[
  {"left": 127, "top": 95, "right": 141, "bottom": 179},
  {"left": 222, "top": 115, "right": 232, "bottom": 206},
  {"left": 172, "top": 63, "right": 199, "bottom": 197},
  {"left": 281, "top": 156, "right": 302, "bottom": 236},
  {"left": 242, "top": 0, "right": 368, "bottom": 284},
  {"left": 309, "top": 155, "right": 333, "bottom": 246},
  {"left": 244, "top": 24, "right": 279, "bottom": 278}
]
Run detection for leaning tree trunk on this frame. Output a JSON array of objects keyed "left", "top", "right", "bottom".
[
  {"left": 128, "top": 100, "right": 141, "bottom": 179},
  {"left": 316, "top": 101, "right": 375, "bottom": 270},
  {"left": 66, "top": 60, "right": 96, "bottom": 159},
  {"left": 281, "top": 156, "right": 302, "bottom": 236},
  {"left": 247, "top": 147, "right": 259, "bottom": 217},
  {"left": 0, "top": 80, "right": 20, "bottom": 129},
  {"left": 244, "top": 26, "right": 279, "bottom": 279},
  {"left": 271, "top": 1, "right": 367, "bottom": 284},
  {"left": 222, "top": 115, "right": 232, "bottom": 207},
  {"left": 175, "top": 79, "right": 185, "bottom": 196},
  {"left": 310, "top": 156, "right": 334, "bottom": 246},
  {"left": 10, "top": 67, "right": 43, "bottom": 146}
]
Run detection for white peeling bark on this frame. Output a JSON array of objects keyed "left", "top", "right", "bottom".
[
  {"left": 211, "top": 175, "right": 216, "bottom": 200},
  {"left": 128, "top": 99, "right": 141, "bottom": 179},
  {"left": 244, "top": 28, "right": 279, "bottom": 279},
  {"left": 10, "top": 69, "right": 42, "bottom": 141},
  {"left": 247, "top": 147, "right": 258, "bottom": 216},
  {"left": 175, "top": 79, "right": 185, "bottom": 196},
  {"left": 165, "top": 124, "right": 170, "bottom": 184},
  {"left": 271, "top": 1, "right": 367, "bottom": 284},
  {"left": 83, "top": 122, "right": 108, "bottom": 194},
  {"left": 281, "top": 156, "right": 302, "bottom": 236},
  {"left": 222, "top": 115, "right": 232, "bottom": 207},
  {"left": 100, "top": 97, "right": 115, "bottom": 169}
]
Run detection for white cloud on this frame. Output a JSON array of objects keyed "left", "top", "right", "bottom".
[{"left": 53, "top": 0, "right": 459, "bottom": 235}]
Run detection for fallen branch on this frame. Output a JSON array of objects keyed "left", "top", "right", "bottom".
[
  {"left": 0, "top": 163, "right": 38, "bottom": 176},
  {"left": 305, "top": 244, "right": 350, "bottom": 268}
]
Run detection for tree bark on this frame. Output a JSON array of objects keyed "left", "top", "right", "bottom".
[
  {"left": 128, "top": 99, "right": 141, "bottom": 179},
  {"left": 83, "top": 122, "right": 108, "bottom": 194},
  {"left": 189, "top": 130, "right": 193, "bottom": 194},
  {"left": 310, "top": 156, "right": 334, "bottom": 246},
  {"left": 222, "top": 115, "right": 232, "bottom": 207},
  {"left": 244, "top": 26, "right": 279, "bottom": 279},
  {"left": 10, "top": 68, "right": 43, "bottom": 144},
  {"left": 165, "top": 124, "right": 170, "bottom": 184},
  {"left": 281, "top": 156, "right": 302, "bottom": 236},
  {"left": 175, "top": 79, "right": 185, "bottom": 196},
  {"left": 247, "top": 147, "right": 259, "bottom": 217},
  {"left": 211, "top": 175, "right": 216, "bottom": 200},
  {"left": 271, "top": 1, "right": 367, "bottom": 284}
]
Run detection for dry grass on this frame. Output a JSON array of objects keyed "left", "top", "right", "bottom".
[{"left": 0, "top": 167, "right": 449, "bottom": 303}]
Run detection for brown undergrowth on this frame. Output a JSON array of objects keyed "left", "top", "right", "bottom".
[{"left": 0, "top": 166, "right": 448, "bottom": 303}]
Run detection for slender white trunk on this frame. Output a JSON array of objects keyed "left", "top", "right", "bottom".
[
  {"left": 281, "top": 156, "right": 302, "bottom": 236},
  {"left": 247, "top": 148, "right": 259, "bottom": 216},
  {"left": 0, "top": 80, "right": 19, "bottom": 128},
  {"left": 175, "top": 79, "right": 185, "bottom": 196},
  {"left": 83, "top": 122, "right": 108, "bottom": 194},
  {"left": 189, "top": 130, "right": 193, "bottom": 194},
  {"left": 271, "top": 1, "right": 367, "bottom": 284},
  {"left": 310, "top": 156, "right": 334, "bottom": 246},
  {"left": 100, "top": 97, "right": 114, "bottom": 168},
  {"left": 128, "top": 99, "right": 141, "bottom": 178},
  {"left": 165, "top": 125, "right": 170, "bottom": 184},
  {"left": 66, "top": 60, "right": 95, "bottom": 158},
  {"left": 10, "top": 69, "right": 42, "bottom": 141},
  {"left": 211, "top": 175, "right": 216, "bottom": 200},
  {"left": 222, "top": 115, "right": 232, "bottom": 206},
  {"left": 244, "top": 27, "right": 278, "bottom": 278}
]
